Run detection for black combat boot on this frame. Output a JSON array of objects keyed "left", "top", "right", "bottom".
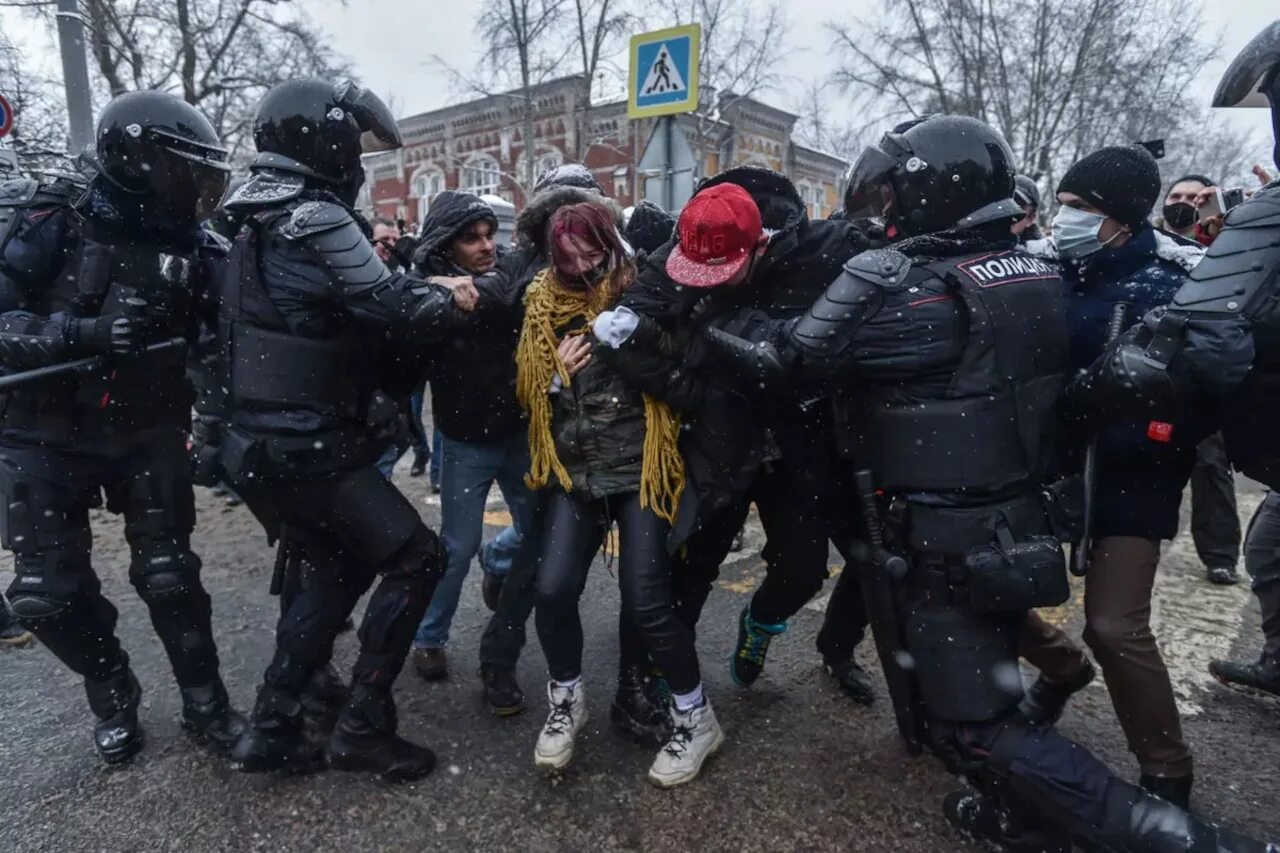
[
  {"left": 943, "top": 790, "right": 1071, "bottom": 853},
  {"left": 84, "top": 667, "right": 144, "bottom": 765},
  {"left": 1120, "top": 782, "right": 1272, "bottom": 852},
  {"left": 230, "top": 685, "right": 325, "bottom": 774},
  {"left": 1210, "top": 653, "right": 1280, "bottom": 698},
  {"left": 327, "top": 685, "right": 435, "bottom": 782},
  {"left": 1019, "top": 660, "right": 1097, "bottom": 726},
  {"left": 300, "top": 663, "right": 349, "bottom": 727},
  {"left": 481, "top": 663, "right": 526, "bottom": 716},
  {"left": 822, "top": 657, "right": 875, "bottom": 705},
  {"left": 1139, "top": 773, "right": 1193, "bottom": 811},
  {"left": 180, "top": 679, "right": 248, "bottom": 755},
  {"left": 610, "top": 664, "right": 672, "bottom": 746}
]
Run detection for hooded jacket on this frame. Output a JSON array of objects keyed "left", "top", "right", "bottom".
[
  {"left": 601, "top": 167, "right": 870, "bottom": 537},
  {"left": 412, "top": 191, "right": 524, "bottom": 445}
]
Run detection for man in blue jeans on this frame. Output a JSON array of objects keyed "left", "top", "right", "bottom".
[{"left": 407, "top": 192, "right": 534, "bottom": 690}]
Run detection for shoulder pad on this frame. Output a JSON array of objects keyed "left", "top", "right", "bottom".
[
  {"left": 844, "top": 248, "right": 912, "bottom": 291},
  {"left": 280, "top": 201, "right": 353, "bottom": 241},
  {"left": 1175, "top": 190, "right": 1280, "bottom": 316},
  {"left": 223, "top": 172, "right": 305, "bottom": 210},
  {"left": 0, "top": 178, "right": 38, "bottom": 207}
]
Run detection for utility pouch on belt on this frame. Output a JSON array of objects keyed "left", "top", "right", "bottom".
[
  {"left": 219, "top": 426, "right": 263, "bottom": 488},
  {"left": 964, "top": 525, "right": 1069, "bottom": 614}
]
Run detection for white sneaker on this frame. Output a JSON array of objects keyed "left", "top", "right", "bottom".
[
  {"left": 647, "top": 698, "right": 724, "bottom": 788},
  {"left": 534, "top": 680, "right": 588, "bottom": 771}
]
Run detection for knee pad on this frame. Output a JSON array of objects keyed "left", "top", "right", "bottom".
[
  {"left": 131, "top": 544, "right": 202, "bottom": 600},
  {"left": 7, "top": 592, "right": 68, "bottom": 623},
  {"left": 379, "top": 526, "right": 446, "bottom": 583},
  {"left": 906, "top": 603, "right": 1023, "bottom": 721}
]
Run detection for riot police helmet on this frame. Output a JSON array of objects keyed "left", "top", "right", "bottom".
[
  {"left": 1213, "top": 20, "right": 1280, "bottom": 168},
  {"left": 252, "top": 79, "right": 401, "bottom": 189},
  {"left": 94, "top": 91, "right": 230, "bottom": 224},
  {"left": 844, "top": 114, "right": 1022, "bottom": 237}
]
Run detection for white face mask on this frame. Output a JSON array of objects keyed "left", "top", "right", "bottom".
[{"left": 1052, "top": 206, "right": 1122, "bottom": 259}]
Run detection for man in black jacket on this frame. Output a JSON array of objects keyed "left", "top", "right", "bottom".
[
  {"left": 406, "top": 191, "right": 534, "bottom": 690},
  {"left": 791, "top": 113, "right": 1264, "bottom": 852},
  {"left": 601, "top": 167, "right": 875, "bottom": 700},
  {"left": 206, "top": 79, "right": 472, "bottom": 782},
  {"left": 0, "top": 92, "right": 246, "bottom": 765}
]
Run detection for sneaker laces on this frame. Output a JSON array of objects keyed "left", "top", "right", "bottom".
[
  {"left": 662, "top": 721, "right": 694, "bottom": 759},
  {"left": 739, "top": 624, "right": 774, "bottom": 665},
  {"left": 543, "top": 698, "right": 576, "bottom": 736}
]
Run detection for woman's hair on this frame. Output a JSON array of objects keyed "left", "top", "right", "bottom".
[{"left": 545, "top": 201, "right": 633, "bottom": 293}]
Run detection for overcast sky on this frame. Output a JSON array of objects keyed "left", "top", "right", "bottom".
[{"left": 2, "top": 0, "right": 1276, "bottom": 165}]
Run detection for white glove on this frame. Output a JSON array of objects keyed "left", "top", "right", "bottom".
[{"left": 591, "top": 306, "right": 640, "bottom": 349}]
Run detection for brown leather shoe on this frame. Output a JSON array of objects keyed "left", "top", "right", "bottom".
[{"left": 412, "top": 647, "right": 448, "bottom": 681}]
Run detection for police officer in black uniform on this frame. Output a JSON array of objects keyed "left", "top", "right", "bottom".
[
  {"left": 793, "top": 114, "right": 1268, "bottom": 851},
  {"left": 0, "top": 91, "right": 246, "bottom": 764},
  {"left": 206, "top": 79, "right": 464, "bottom": 782}
]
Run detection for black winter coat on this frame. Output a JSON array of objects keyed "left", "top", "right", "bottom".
[
  {"left": 600, "top": 167, "right": 870, "bottom": 536},
  {"left": 413, "top": 191, "right": 525, "bottom": 445}
]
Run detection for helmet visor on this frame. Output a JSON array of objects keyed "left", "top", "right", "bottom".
[
  {"left": 335, "top": 81, "right": 402, "bottom": 152},
  {"left": 155, "top": 150, "right": 231, "bottom": 223},
  {"left": 844, "top": 145, "right": 898, "bottom": 220}
]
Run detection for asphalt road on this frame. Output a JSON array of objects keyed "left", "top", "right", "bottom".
[{"left": 1, "top": 466, "right": 1277, "bottom": 852}]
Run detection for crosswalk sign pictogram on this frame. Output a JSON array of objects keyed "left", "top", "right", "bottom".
[{"left": 628, "top": 24, "right": 700, "bottom": 120}]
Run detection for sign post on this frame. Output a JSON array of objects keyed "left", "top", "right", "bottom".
[{"left": 628, "top": 24, "right": 701, "bottom": 213}]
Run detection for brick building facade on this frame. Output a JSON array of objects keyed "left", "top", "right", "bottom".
[{"left": 361, "top": 75, "right": 847, "bottom": 231}]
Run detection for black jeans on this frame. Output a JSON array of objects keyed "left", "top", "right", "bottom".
[
  {"left": 1190, "top": 432, "right": 1241, "bottom": 570},
  {"left": 535, "top": 489, "right": 700, "bottom": 694}
]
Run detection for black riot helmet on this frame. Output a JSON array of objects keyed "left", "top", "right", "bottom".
[
  {"left": 94, "top": 91, "right": 230, "bottom": 224},
  {"left": 1213, "top": 20, "right": 1280, "bottom": 170},
  {"left": 844, "top": 114, "right": 1022, "bottom": 238},
  {"left": 251, "top": 78, "right": 401, "bottom": 201}
]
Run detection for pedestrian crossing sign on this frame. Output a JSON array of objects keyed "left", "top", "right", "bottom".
[{"left": 628, "top": 24, "right": 700, "bottom": 120}]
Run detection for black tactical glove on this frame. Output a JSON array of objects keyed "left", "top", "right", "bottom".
[{"left": 70, "top": 314, "right": 145, "bottom": 356}]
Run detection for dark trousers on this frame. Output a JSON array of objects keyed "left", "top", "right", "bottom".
[
  {"left": 816, "top": 558, "right": 869, "bottom": 662},
  {"left": 0, "top": 428, "right": 220, "bottom": 687},
  {"left": 478, "top": 491, "right": 544, "bottom": 670},
  {"left": 1244, "top": 491, "right": 1280, "bottom": 659},
  {"left": 1190, "top": 432, "right": 1241, "bottom": 570},
  {"left": 1083, "top": 536, "right": 1190, "bottom": 777},
  {"left": 674, "top": 461, "right": 835, "bottom": 634},
  {"left": 535, "top": 489, "right": 700, "bottom": 693},
  {"left": 241, "top": 464, "right": 444, "bottom": 694}
]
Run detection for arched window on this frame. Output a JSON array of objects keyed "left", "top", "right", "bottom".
[
  {"left": 410, "top": 166, "right": 445, "bottom": 223},
  {"left": 461, "top": 153, "right": 502, "bottom": 196}
]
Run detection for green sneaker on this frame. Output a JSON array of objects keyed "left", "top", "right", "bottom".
[{"left": 730, "top": 606, "right": 786, "bottom": 687}]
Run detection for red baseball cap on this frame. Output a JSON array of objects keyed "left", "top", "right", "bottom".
[{"left": 666, "top": 183, "right": 764, "bottom": 288}]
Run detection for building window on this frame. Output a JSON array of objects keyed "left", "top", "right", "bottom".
[
  {"left": 518, "top": 146, "right": 565, "bottom": 187},
  {"left": 798, "top": 181, "right": 826, "bottom": 219},
  {"left": 461, "top": 154, "right": 502, "bottom": 196},
  {"left": 410, "top": 166, "right": 445, "bottom": 223}
]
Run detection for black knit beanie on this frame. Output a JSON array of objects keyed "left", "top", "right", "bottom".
[
  {"left": 1170, "top": 173, "right": 1216, "bottom": 189},
  {"left": 1057, "top": 145, "right": 1162, "bottom": 228}
]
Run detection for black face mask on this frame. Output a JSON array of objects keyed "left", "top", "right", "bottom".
[{"left": 1162, "top": 202, "right": 1197, "bottom": 231}]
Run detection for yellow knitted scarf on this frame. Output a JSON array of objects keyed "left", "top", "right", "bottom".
[{"left": 516, "top": 267, "right": 685, "bottom": 524}]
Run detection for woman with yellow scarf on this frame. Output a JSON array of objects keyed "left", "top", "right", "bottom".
[{"left": 520, "top": 200, "right": 723, "bottom": 788}]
